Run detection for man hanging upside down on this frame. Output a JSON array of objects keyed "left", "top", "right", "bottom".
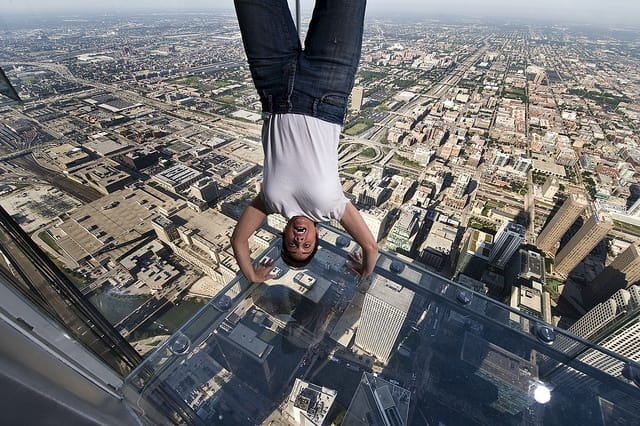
[{"left": 231, "top": 0, "right": 377, "bottom": 282}]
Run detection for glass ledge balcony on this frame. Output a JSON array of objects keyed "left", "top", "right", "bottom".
[{"left": 124, "top": 227, "right": 640, "bottom": 426}]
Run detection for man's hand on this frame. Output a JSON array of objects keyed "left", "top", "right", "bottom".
[
  {"left": 340, "top": 203, "right": 378, "bottom": 279},
  {"left": 346, "top": 251, "right": 367, "bottom": 278},
  {"left": 250, "top": 257, "right": 275, "bottom": 283}
]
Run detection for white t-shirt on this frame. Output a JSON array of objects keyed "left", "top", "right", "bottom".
[{"left": 261, "top": 114, "right": 348, "bottom": 222}]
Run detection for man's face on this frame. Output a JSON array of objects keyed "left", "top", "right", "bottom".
[{"left": 282, "top": 216, "right": 317, "bottom": 261}]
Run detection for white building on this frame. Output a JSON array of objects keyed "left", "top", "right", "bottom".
[
  {"left": 540, "top": 176, "right": 560, "bottom": 200},
  {"left": 355, "top": 276, "right": 414, "bottom": 364},
  {"left": 359, "top": 207, "right": 391, "bottom": 242},
  {"left": 153, "top": 164, "right": 202, "bottom": 192},
  {"left": 351, "top": 86, "right": 364, "bottom": 112},
  {"left": 452, "top": 173, "right": 471, "bottom": 199}
]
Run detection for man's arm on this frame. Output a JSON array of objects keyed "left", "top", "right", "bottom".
[
  {"left": 231, "top": 195, "right": 273, "bottom": 282},
  {"left": 340, "top": 202, "right": 378, "bottom": 278}
]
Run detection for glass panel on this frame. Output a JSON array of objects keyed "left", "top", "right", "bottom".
[
  {"left": 0, "top": 206, "right": 141, "bottom": 376},
  {"left": 126, "top": 234, "right": 640, "bottom": 425},
  {"left": 2, "top": 5, "right": 640, "bottom": 424}
]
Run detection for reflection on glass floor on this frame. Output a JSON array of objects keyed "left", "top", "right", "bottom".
[{"left": 125, "top": 227, "right": 640, "bottom": 426}]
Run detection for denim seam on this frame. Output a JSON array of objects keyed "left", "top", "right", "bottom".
[{"left": 286, "top": 59, "right": 298, "bottom": 112}]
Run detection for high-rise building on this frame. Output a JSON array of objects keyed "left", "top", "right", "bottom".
[
  {"left": 461, "top": 333, "right": 539, "bottom": 415},
  {"left": 385, "top": 207, "right": 425, "bottom": 256},
  {"left": 351, "top": 86, "right": 364, "bottom": 112},
  {"left": 580, "top": 290, "right": 640, "bottom": 376},
  {"left": 353, "top": 182, "right": 388, "bottom": 208},
  {"left": 151, "top": 215, "right": 179, "bottom": 244},
  {"left": 452, "top": 173, "right": 471, "bottom": 199},
  {"left": 548, "top": 286, "right": 640, "bottom": 391},
  {"left": 418, "top": 220, "right": 457, "bottom": 270},
  {"left": 342, "top": 373, "right": 411, "bottom": 426},
  {"left": 389, "top": 177, "right": 416, "bottom": 205},
  {"left": 355, "top": 276, "right": 414, "bottom": 364},
  {"left": 584, "top": 244, "right": 640, "bottom": 310},
  {"left": 413, "top": 144, "right": 435, "bottom": 165},
  {"left": 488, "top": 222, "right": 526, "bottom": 269},
  {"left": 492, "top": 151, "right": 510, "bottom": 167},
  {"left": 513, "top": 157, "right": 531, "bottom": 173},
  {"left": 368, "top": 164, "right": 385, "bottom": 181},
  {"left": 190, "top": 177, "right": 218, "bottom": 203},
  {"left": 359, "top": 207, "right": 391, "bottom": 242},
  {"left": 536, "top": 193, "right": 588, "bottom": 255},
  {"left": 554, "top": 211, "right": 613, "bottom": 276},
  {"left": 541, "top": 176, "right": 560, "bottom": 199},
  {"left": 508, "top": 282, "right": 552, "bottom": 324},
  {"left": 429, "top": 170, "right": 446, "bottom": 196},
  {"left": 286, "top": 379, "right": 337, "bottom": 426},
  {"left": 518, "top": 249, "right": 545, "bottom": 283}
]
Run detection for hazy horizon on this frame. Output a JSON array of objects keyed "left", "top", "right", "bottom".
[{"left": 2, "top": 0, "right": 639, "bottom": 28}]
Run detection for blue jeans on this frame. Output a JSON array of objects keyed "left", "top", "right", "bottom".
[{"left": 234, "top": 0, "right": 366, "bottom": 125}]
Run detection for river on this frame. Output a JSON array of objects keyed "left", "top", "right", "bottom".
[{"left": 90, "top": 287, "right": 208, "bottom": 342}]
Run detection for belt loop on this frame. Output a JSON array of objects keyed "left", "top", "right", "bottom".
[{"left": 312, "top": 98, "right": 319, "bottom": 116}]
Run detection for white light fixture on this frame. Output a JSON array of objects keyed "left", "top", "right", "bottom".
[{"left": 531, "top": 381, "right": 552, "bottom": 404}]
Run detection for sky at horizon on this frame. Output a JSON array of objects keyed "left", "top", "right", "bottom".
[{"left": 3, "top": 0, "right": 639, "bottom": 28}]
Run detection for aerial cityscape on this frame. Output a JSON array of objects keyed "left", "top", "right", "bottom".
[{"left": 1, "top": 3, "right": 639, "bottom": 425}]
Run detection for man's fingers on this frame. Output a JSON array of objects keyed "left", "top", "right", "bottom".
[
  {"left": 348, "top": 252, "right": 363, "bottom": 262},
  {"left": 345, "top": 260, "right": 363, "bottom": 276}
]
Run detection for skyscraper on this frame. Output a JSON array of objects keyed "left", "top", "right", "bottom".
[
  {"left": 554, "top": 211, "right": 613, "bottom": 277},
  {"left": 488, "top": 222, "right": 526, "bottom": 269},
  {"left": 355, "top": 276, "right": 414, "bottom": 364},
  {"left": 342, "top": 373, "right": 411, "bottom": 426},
  {"left": 536, "top": 193, "right": 588, "bottom": 255},
  {"left": 584, "top": 244, "right": 640, "bottom": 310},
  {"left": 461, "top": 333, "right": 539, "bottom": 415},
  {"left": 548, "top": 286, "right": 640, "bottom": 390}
]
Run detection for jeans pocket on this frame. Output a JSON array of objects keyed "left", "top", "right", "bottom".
[
  {"left": 321, "top": 92, "right": 347, "bottom": 108},
  {"left": 316, "top": 92, "right": 348, "bottom": 124}
]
